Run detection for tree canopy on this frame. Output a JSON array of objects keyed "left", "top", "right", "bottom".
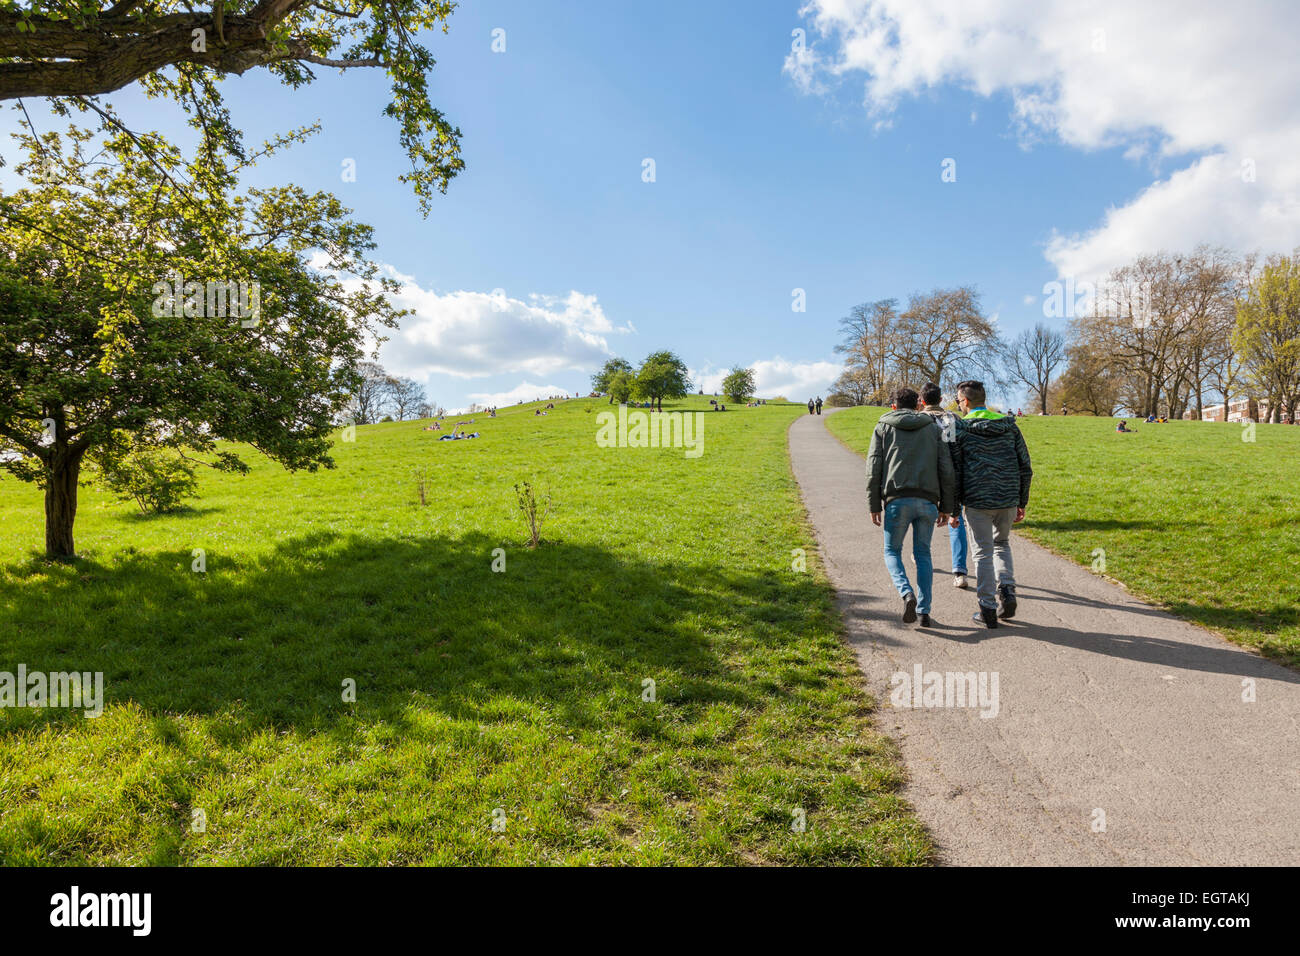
[
  {"left": 633, "top": 350, "right": 690, "bottom": 411},
  {"left": 0, "top": 0, "right": 464, "bottom": 213},
  {"left": 721, "top": 366, "right": 754, "bottom": 404}
]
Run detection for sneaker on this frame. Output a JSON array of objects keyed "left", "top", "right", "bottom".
[
  {"left": 901, "top": 593, "right": 917, "bottom": 624},
  {"left": 998, "top": 585, "right": 1017, "bottom": 619},
  {"left": 919, "top": 613, "right": 932, "bottom": 628},
  {"left": 953, "top": 572, "right": 968, "bottom": 589},
  {"left": 972, "top": 606, "right": 999, "bottom": 629}
]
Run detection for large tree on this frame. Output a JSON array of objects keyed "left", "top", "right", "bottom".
[
  {"left": 890, "top": 286, "right": 996, "bottom": 387},
  {"left": 829, "top": 365, "right": 873, "bottom": 406},
  {"left": 0, "top": 123, "right": 403, "bottom": 558},
  {"left": 721, "top": 366, "right": 755, "bottom": 405},
  {"left": 389, "top": 375, "right": 426, "bottom": 421},
  {"left": 633, "top": 350, "right": 690, "bottom": 412},
  {"left": 0, "top": 0, "right": 463, "bottom": 212},
  {"left": 349, "top": 361, "right": 395, "bottom": 424},
  {"left": 1235, "top": 251, "right": 1300, "bottom": 422},
  {"left": 1004, "top": 323, "right": 1066, "bottom": 415},
  {"left": 835, "top": 298, "right": 899, "bottom": 405},
  {"left": 591, "top": 356, "right": 632, "bottom": 403}
]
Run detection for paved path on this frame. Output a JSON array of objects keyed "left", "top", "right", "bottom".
[{"left": 789, "top": 408, "right": 1300, "bottom": 865}]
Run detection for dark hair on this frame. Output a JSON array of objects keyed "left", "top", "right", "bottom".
[
  {"left": 891, "top": 386, "right": 919, "bottom": 410},
  {"left": 956, "top": 380, "right": 986, "bottom": 406},
  {"left": 920, "top": 382, "right": 942, "bottom": 406}
]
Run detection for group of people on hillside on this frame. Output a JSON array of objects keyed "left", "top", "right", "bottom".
[
  {"left": 807, "top": 396, "right": 823, "bottom": 415},
  {"left": 866, "top": 381, "right": 1032, "bottom": 630}
]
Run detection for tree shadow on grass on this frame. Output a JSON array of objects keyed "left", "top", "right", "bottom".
[
  {"left": 119, "top": 504, "right": 223, "bottom": 522},
  {"left": 0, "top": 531, "right": 826, "bottom": 739}
]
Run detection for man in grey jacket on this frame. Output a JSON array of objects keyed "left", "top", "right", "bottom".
[
  {"left": 868, "top": 387, "right": 956, "bottom": 627},
  {"left": 950, "top": 380, "right": 1033, "bottom": 629}
]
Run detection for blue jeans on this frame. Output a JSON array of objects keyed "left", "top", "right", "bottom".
[
  {"left": 882, "top": 497, "right": 937, "bottom": 614},
  {"left": 949, "top": 510, "right": 968, "bottom": 574}
]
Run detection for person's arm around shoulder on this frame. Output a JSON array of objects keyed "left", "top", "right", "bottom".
[
  {"left": 936, "top": 424, "right": 956, "bottom": 524},
  {"left": 867, "top": 424, "right": 886, "bottom": 525},
  {"left": 947, "top": 416, "right": 965, "bottom": 524},
  {"left": 1013, "top": 423, "right": 1032, "bottom": 522}
]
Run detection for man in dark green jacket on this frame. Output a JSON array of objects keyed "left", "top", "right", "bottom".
[
  {"left": 950, "top": 380, "right": 1033, "bottom": 629},
  {"left": 867, "top": 387, "right": 956, "bottom": 627}
]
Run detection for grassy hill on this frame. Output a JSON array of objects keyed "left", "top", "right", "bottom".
[
  {"left": 826, "top": 407, "right": 1300, "bottom": 666},
  {"left": 0, "top": 397, "right": 928, "bottom": 865}
]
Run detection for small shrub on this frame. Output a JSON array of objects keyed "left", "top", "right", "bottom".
[
  {"left": 414, "top": 467, "right": 432, "bottom": 506},
  {"left": 514, "top": 481, "right": 552, "bottom": 548},
  {"left": 90, "top": 444, "right": 199, "bottom": 514}
]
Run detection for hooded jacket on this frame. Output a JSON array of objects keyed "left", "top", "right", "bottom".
[
  {"left": 866, "top": 409, "right": 956, "bottom": 514},
  {"left": 952, "top": 411, "right": 1032, "bottom": 510}
]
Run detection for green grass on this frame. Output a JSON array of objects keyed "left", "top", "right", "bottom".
[
  {"left": 0, "top": 397, "right": 929, "bottom": 865},
  {"left": 826, "top": 406, "right": 1300, "bottom": 666}
]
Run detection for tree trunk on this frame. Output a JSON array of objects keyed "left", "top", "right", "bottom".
[{"left": 44, "top": 451, "right": 83, "bottom": 560}]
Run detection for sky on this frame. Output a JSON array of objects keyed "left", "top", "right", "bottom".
[{"left": 5, "top": 0, "right": 1300, "bottom": 411}]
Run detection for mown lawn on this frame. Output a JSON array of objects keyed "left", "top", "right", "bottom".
[
  {"left": 0, "top": 397, "right": 929, "bottom": 865},
  {"left": 826, "top": 406, "right": 1300, "bottom": 666}
]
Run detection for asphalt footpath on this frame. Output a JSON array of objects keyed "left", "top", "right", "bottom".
[{"left": 788, "top": 407, "right": 1300, "bottom": 865}]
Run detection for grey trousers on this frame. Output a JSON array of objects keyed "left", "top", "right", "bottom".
[{"left": 965, "top": 506, "right": 1017, "bottom": 609}]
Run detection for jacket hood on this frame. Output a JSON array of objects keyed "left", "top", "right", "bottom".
[
  {"left": 879, "top": 410, "right": 937, "bottom": 431},
  {"left": 962, "top": 415, "right": 1017, "bottom": 436}
]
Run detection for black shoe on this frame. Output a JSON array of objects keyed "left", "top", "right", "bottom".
[
  {"left": 998, "top": 585, "right": 1017, "bottom": 619},
  {"left": 919, "top": 613, "right": 932, "bottom": 628},
  {"left": 973, "top": 606, "right": 999, "bottom": 629},
  {"left": 901, "top": 593, "right": 917, "bottom": 624}
]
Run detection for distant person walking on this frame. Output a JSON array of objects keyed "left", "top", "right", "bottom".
[
  {"left": 807, "top": 398, "right": 815, "bottom": 415},
  {"left": 868, "top": 387, "right": 955, "bottom": 627},
  {"left": 950, "top": 380, "right": 1033, "bottom": 629},
  {"left": 919, "top": 382, "right": 969, "bottom": 589},
  {"left": 815, "top": 396, "right": 823, "bottom": 415}
]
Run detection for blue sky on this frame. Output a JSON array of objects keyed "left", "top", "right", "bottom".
[{"left": 7, "top": 1, "right": 1297, "bottom": 411}]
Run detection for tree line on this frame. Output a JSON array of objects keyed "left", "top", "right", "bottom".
[
  {"left": 591, "top": 353, "right": 758, "bottom": 408},
  {"left": 350, "top": 361, "right": 442, "bottom": 425},
  {"left": 832, "top": 247, "right": 1300, "bottom": 421}
]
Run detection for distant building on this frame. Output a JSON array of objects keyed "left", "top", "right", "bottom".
[{"left": 1188, "top": 399, "right": 1273, "bottom": 423}]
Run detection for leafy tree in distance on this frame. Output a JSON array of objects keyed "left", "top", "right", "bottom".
[
  {"left": 633, "top": 350, "right": 691, "bottom": 411},
  {"left": 721, "top": 366, "right": 755, "bottom": 404},
  {"left": 607, "top": 369, "right": 635, "bottom": 405},
  {"left": 591, "top": 357, "right": 633, "bottom": 403},
  {"left": 0, "top": 123, "right": 403, "bottom": 559}
]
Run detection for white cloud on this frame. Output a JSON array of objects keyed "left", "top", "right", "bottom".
[
  {"left": 789, "top": 0, "right": 1300, "bottom": 280},
  {"left": 464, "top": 381, "right": 575, "bottom": 408},
  {"left": 376, "top": 278, "right": 619, "bottom": 380}
]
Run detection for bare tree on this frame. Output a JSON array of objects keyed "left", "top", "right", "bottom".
[
  {"left": 1004, "top": 323, "right": 1067, "bottom": 415},
  {"left": 351, "top": 361, "right": 395, "bottom": 425},
  {"left": 890, "top": 286, "right": 997, "bottom": 387},
  {"left": 835, "top": 299, "right": 900, "bottom": 404},
  {"left": 829, "top": 366, "right": 874, "bottom": 406},
  {"left": 390, "top": 377, "right": 427, "bottom": 421}
]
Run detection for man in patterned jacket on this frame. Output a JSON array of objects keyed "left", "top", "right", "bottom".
[{"left": 950, "top": 380, "right": 1033, "bottom": 629}]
